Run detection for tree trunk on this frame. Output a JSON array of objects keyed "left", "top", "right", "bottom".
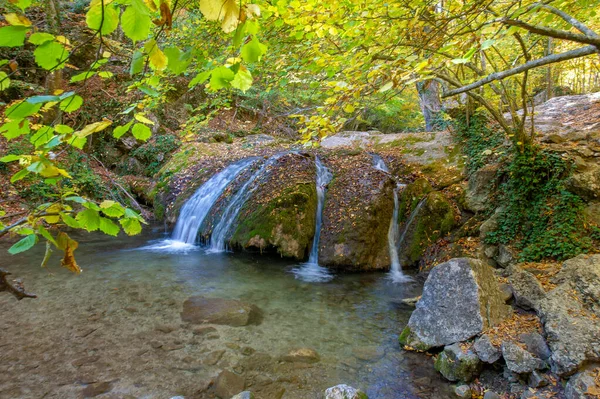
[{"left": 416, "top": 80, "right": 442, "bottom": 131}]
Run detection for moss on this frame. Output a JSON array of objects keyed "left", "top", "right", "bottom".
[
  {"left": 398, "top": 326, "right": 412, "bottom": 345},
  {"left": 230, "top": 183, "right": 317, "bottom": 259},
  {"left": 154, "top": 202, "right": 165, "bottom": 221},
  {"left": 398, "top": 178, "right": 433, "bottom": 222},
  {"left": 401, "top": 191, "right": 457, "bottom": 265},
  {"left": 433, "top": 345, "right": 482, "bottom": 382}
]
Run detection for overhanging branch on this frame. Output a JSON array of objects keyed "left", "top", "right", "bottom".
[
  {"left": 501, "top": 18, "right": 600, "bottom": 47},
  {"left": 442, "top": 45, "right": 598, "bottom": 98}
]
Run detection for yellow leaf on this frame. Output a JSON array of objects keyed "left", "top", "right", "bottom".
[
  {"left": 56, "top": 232, "right": 81, "bottom": 274},
  {"left": 75, "top": 120, "right": 112, "bottom": 138},
  {"left": 134, "top": 113, "right": 155, "bottom": 125},
  {"left": 244, "top": 4, "right": 260, "bottom": 19},
  {"left": 144, "top": 40, "right": 167, "bottom": 70},
  {"left": 200, "top": 0, "right": 240, "bottom": 33},
  {"left": 4, "top": 13, "right": 32, "bottom": 26},
  {"left": 343, "top": 104, "right": 355, "bottom": 113}
]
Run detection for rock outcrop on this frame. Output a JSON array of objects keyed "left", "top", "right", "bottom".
[
  {"left": 399, "top": 258, "right": 512, "bottom": 350},
  {"left": 318, "top": 153, "right": 394, "bottom": 271},
  {"left": 464, "top": 164, "right": 499, "bottom": 212},
  {"left": 538, "top": 255, "right": 600, "bottom": 375}
]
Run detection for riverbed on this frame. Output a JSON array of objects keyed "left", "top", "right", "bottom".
[{"left": 0, "top": 227, "right": 453, "bottom": 399}]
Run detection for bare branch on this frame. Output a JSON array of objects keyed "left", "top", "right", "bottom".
[
  {"left": 501, "top": 18, "right": 600, "bottom": 47},
  {"left": 442, "top": 45, "right": 598, "bottom": 98},
  {"left": 0, "top": 269, "right": 37, "bottom": 300},
  {"left": 534, "top": 3, "right": 599, "bottom": 38}
]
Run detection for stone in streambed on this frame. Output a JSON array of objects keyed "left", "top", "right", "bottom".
[
  {"left": 214, "top": 370, "right": 245, "bottom": 399},
  {"left": 230, "top": 392, "right": 255, "bottom": 399},
  {"left": 400, "top": 258, "right": 511, "bottom": 350},
  {"left": 181, "top": 296, "right": 262, "bottom": 327},
  {"left": 81, "top": 381, "right": 112, "bottom": 397},
  {"left": 434, "top": 343, "right": 482, "bottom": 382},
  {"left": 454, "top": 385, "right": 471, "bottom": 399},
  {"left": 324, "top": 384, "right": 368, "bottom": 399},
  {"left": 282, "top": 348, "right": 320, "bottom": 363}
]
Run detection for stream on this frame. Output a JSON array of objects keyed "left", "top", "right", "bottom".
[{"left": 0, "top": 228, "right": 453, "bottom": 399}]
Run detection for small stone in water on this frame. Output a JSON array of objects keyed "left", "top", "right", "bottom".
[
  {"left": 214, "top": 370, "right": 245, "bottom": 399},
  {"left": 203, "top": 350, "right": 225, "bottom": 366},
  {"left": 230, "top": 391, "right": 255, "bottom": 399},
  {"left": 454, "top": 385, "right": 471, "bottom": 398},
  {"left": 324, "top": 384, "right": 368, "bottom": 399},
  {"left": 282, "top": 348, "right": 320, "bottom": 363}
]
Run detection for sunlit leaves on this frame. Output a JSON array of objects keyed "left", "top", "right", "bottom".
[
  {"left": 86, "top": 3, "right": 119, "bottom": 35},
  {"left": 0, "top": 25, "right": 29, "bottom": 47},
  {"left": 200, "top": 0, "right": 241, "bottom": 33},
  {"left": 29, "top": 32, "right": 55, "bottom": 45},
  {"left": 0, "top": 72, "right": 9, "bottom": 91},
  {"left": 164, "top": 46, "right": 192, "bottom": 75},
  {"left": 210, "top": 66, "right": 235, "bottom": 90},
  {"left": 122, "top": 0, "right": 152, "bottom": 42},
  {"left": 231, "top": 67, "right": 253, "bottom": 92},
  {"left": 59, "top": 95, "right": 83, "bottom": 112},
  {"left": 34, "top": 41, "right": 68, "bottom": 70},
  {"left": 241, "top": 37, "right": 267, "bottom": 63},
  {"left": 4, "top": 13, "right": 32, "bottom": 26},
  {"left": 131, "top": 123, "right": 151, "bottom": 141},
  {"left": 144, "top": 39, "right": 167, "bottom": 70}
]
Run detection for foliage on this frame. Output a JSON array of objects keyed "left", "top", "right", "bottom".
[
  {"left": 130, "top": 134, "right": 180, "bottom": 176},
  {"left": 452, "top": 110, "right": 506, "bottom": 174},
  {"left": 485, "top": 147, "right": 593, "bottom": 261}
]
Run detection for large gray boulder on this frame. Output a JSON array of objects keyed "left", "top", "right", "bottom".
[
  {"left": 181, "top": 297, "right": 262, "bottom": 327},
  {"left": 538, "top": 255, "right": 600, "bottom": 375},
  {"left": 399, "top": 258, "right": 512, "bottom": 350}
]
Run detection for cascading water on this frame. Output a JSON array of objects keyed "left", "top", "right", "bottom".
[
  {"left": 370, "top": 154, "right": 412, "bottom": 283},
  {"left": 292, "top": 156, "right": 334, "bottom": 282},
  {"left": 393, "top": 197, "right": 427, "bottom": 279},
  {"left": 139, "top": 158, "right": 258, "bottom": 253},
  {"left": 208, "top": 153, "right": 286, "bottom": 253}
]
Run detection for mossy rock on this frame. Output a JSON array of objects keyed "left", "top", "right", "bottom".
[
  {"left": 434, "top": 343, "right": 482, "bottom": 382},
  {"left": 398, "top": 178, "right": 433, "bottom": 221},
  {"left": 398, "top": 190, "right": 457, "bottom": 266},
  {"left": 318, "top": 153, "right": 395, "bottom": 271},
  {"left": 226, "top": 153, "right": 317, "bottom": 259}
]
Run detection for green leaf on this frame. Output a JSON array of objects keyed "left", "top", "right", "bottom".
[
  {"left": 144, "top": 39, "right": 167, "bottom": 71},
  {"left": 29, "top": 32, "right": 55, "bottom": 45},
  {"left": 120, "top": 218, "right": 142, "bottom": 235},
  {"left": 98, "top": 71, "right": 113, "bottom": 78},
  {"left": 5, "top": 101, "right": 42, "bottom": 118},
  {"left": 113, "top": 121, "right": 133, "bottom": 139},
  {"left": 86, "top": 4, "right": 119, "bottom": 35},
  {"left": 60, "top": 213, "right": 80, "bottom": 228},
  {"left": 70, "top": 71, "right": 95, "bottom": 83},
  {"left": 130, "top": 50, "right": 144, "bottom": 75},
  {"left": 121, "top": 3, "right": 151, "bottom": 42},
  {"left": 10, "top": 168, "right": 29, "bottom": 183},
  {"left": 0, "top": 154, "right": 21, "bottom": 162},
  {"left": 131, "top": 123, "right": 151, "bottom": 141},
  {"left": 241, "top": 37, "right": 267, "bottom": 63},
  {"left": 0, "top": 26, "right": 29, "bottom": 47},
  {"left": 164, "top": 47, "right": 191, "bottom": 75},
  {"left": 100, "top": 200, "right": 125, "bottom": 217},
  {"left": 1, "top": 119, "right": 30, "bottom": 139},
  {"left": 76, "top": 209, "right": 100, "bottom": 232},
  {"left": 8, "top": 234, "right": 38, "bottom": 254},
  {"left": 230, "top": 68, "right": 253, "bottom": 92},
  {"left": 210, "top": 66, "right": 235, "bottom": 90},
  {"left": 30, "top": 126, "right": 55, "bottom": 148},
  {"left": 13, "top": 0, "right": 32, "bottom": 11},
  {"left": 59, "top": 95, "right": 83, "bottom": 112},
  {"left": 99, "top": 217, "right": 120, "bottom": 236},
  {"left": 188, "top": 71, "right": 211, "bottom": 88},
  {"left": 0, "top": 72, "right": 9, "bottom": 91},
  {"left": 34, "top": 41, "right": 68, "bottom": 70},
  {"left": 27, "top": 95, "right": 60, "bottom": 104}
]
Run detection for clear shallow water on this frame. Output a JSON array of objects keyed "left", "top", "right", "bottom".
[{"left": 0, "top": 228, "right": 453, "bottom": 399}]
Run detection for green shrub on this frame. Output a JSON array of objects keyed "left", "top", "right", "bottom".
[{"left": 131, "top": 134, "right": 181, "bottom": 176}]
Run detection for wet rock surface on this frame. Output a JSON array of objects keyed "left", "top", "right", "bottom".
[
  {"left": 434, "top": 343, "right": 482, "bottom": 382},
  {"left": 400, "top": 258, "right": 512, "bottom": 350},
  {"left": 325, "top": 384, "right": 368, "bottom": 399}
]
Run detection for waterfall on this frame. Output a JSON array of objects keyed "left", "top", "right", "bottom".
[
  {"left": 171, "top": 158, "right": 259, "bottom": 244},
  {"left": 391, "top": 197, "right": 426, "bottom": 281},
  {"left": 208, "top": 153, "right": 286, "bottom": 252},
  {"left": 292, "top": 156, "right": 334, "bottom": 282},
  {"left": 370, "top": 154, "right": 412, "bottom": 283}
]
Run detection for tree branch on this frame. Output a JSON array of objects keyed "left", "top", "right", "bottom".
[
  {"left": 534, "top": 3, "right": 599, "bottom": 38},
  {"left": 0, "top": 268, "right": 37, "bottom": 300},
  {"left": 442, "top": 45, "right": 598, "bottom": 98},
  {"left": 501, "top": 18, "right": 600, "bottom": 47}
]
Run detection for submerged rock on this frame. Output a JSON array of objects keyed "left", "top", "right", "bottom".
[
  {"left": 400, "top": 258, "right": 512, "bottom": 350},
  {"left": 214, "top": 370, "right": 245, "bottom": 399},
  {"left": 181, "top": 296, "right": 262, "bottom": 327},
  {"left": 282, "top": 348, "right": 320, "bottom": 363},
  {"left": 454, "top": 385, "right": 472, "bottom": 399},
  {"left": 324, "top": 384, "right": 368, "bottom": 399},
  {"left": 538, "top": 255, "right": 600, "bottom": 375},
  {"left": 434, "top": 343, "right": 482, "bottom": 382},
  {"left": 230, "top": 391, "right": 255, "bottom": 399},
  {"left": 318, "top": 153, "right": 394, "bottom": 271}
]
